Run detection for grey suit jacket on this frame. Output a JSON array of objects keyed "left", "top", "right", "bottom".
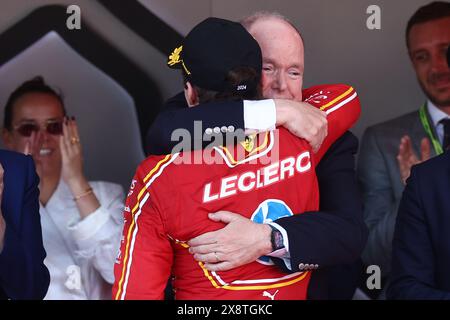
[{"left": 357, "top": 108, "right": 438, "bottom": 278}]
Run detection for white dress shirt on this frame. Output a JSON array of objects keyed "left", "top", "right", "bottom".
[
  {"left": 40, "top": 180, "right": 124, "bottom": 300},
  {"left": 243, "top": 99, "right": 276, "bottom": 132}
]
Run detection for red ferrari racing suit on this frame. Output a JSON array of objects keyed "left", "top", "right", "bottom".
[{"left": 113, "top": 84, "right": 360, "bottom": 300}]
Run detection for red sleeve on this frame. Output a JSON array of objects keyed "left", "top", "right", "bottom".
[
  {"left": 113, "top": 155, "right": 175, "bottom": 300},
  {"left": 302, "top": 84, "right": 361, "bottom": 162}
]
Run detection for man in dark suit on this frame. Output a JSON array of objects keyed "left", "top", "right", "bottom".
[
  {"left": 0, "top": 150, "right": 49, "bottom": 299},
  {"left": 147, "top": 12, "right": 367, "bottom": 299},
  {"left": 388, "top": 150, "right": 450, "bottom": 299}
]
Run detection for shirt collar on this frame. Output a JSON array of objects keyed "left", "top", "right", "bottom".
[
  {"left": 40, "top": 179, "right": 71, "bottom": 209},
  {"left": 427, "top": 100, "right": 450, "bottom": 127}
]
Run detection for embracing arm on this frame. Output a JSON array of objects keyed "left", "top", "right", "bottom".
[
  {"left": 189, "top": 132, "right": 367, "bottom": 272},
  {"left": 146, "top": 93, "right": 327, "bottom": 155},
  {"left": 146, "top": 93, "right": 245, "bottom": 155}
]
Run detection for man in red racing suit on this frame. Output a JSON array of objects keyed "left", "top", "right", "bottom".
[{"left": 113, "top": 82, "right": 360, "bottom": 300}]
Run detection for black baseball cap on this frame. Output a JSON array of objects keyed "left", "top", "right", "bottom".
[{"left": 167, "top": 17, "right": 262, "bottom": 93}]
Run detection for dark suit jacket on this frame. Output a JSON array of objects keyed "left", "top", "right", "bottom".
[
  {"left": 0, "top": 150, "right": 49, "bottom": 299},
  {"left": 388, "top": 151, "right": 450, "bottom": 299},
  {"left": 146, "top": 93, "right": 368, "bottom": 299}
]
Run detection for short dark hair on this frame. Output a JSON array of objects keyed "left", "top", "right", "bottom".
[
  {"left": 184, "top": 66, "right": 261, "bottom": 104},
  {"left": 3, "top": 76, "right": 66, "bottom": 130},
  {"left": 406, "top": 1, "right": 450, "bottom": 49}
]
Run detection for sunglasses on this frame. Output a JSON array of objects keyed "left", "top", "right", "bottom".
[{"left": 13, "top": 120, "right": 63, "bottom": 137}]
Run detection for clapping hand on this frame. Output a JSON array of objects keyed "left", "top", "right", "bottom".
[{"left": 397, "top": 135, "right": 431, "bottom": 184}]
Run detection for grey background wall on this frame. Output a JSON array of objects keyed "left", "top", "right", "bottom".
[{"left": 0, "top": 0, "right": 439, "bottom": 187}]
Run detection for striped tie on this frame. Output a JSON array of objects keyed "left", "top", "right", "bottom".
[{"left": 440, "top": 118, "right": 450, "bottom": 151}]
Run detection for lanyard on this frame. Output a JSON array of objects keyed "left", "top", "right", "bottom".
[{"left": 419, "top": 104, "right": 443, "bottom": 155}]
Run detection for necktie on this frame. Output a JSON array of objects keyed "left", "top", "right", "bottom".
[{"left": 440, "top": 118, "right": 450, "bottom": 151}]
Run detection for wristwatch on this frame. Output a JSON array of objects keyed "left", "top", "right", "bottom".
[{"left": 269, "top": 225, "right": 285, "bottom": 252}]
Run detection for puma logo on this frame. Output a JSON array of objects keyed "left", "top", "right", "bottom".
[{"left": 262, "top": 290, "right": 279, "bottom": 300}]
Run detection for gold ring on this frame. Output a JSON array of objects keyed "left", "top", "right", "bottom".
[
  {"left": 71, "top": 137, "right": 80, "bottom": 144},
  {"left": 213, "top": 252, "right": 220, "bottom": 263}
]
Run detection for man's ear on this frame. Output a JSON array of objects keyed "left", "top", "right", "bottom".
[{"left": 184, "top": 82, "right": 199, "bottom": 107}]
